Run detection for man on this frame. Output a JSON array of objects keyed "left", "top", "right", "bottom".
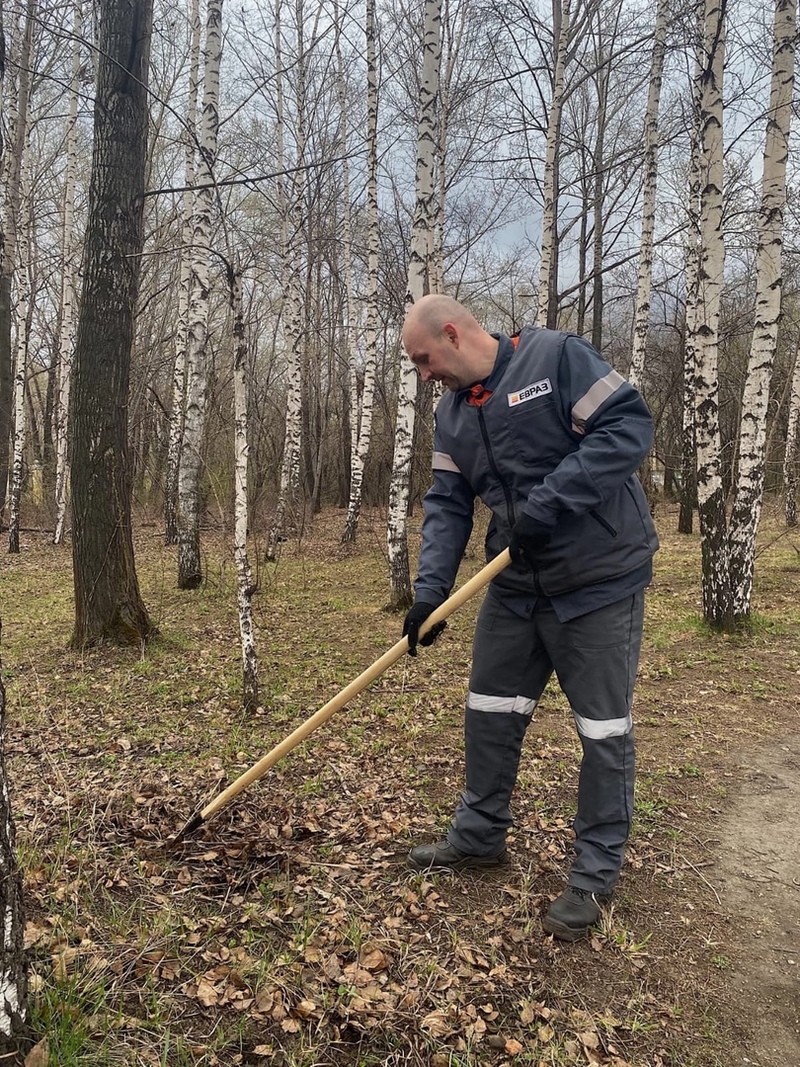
[{"left": 401, "top": 294, "right": 658, "bottom": 942}]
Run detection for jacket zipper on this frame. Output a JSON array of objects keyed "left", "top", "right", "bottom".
[{"left": 477, "top": 407, "right": 516, "bottom": 530}]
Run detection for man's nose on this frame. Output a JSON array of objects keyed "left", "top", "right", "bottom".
[{"left": 420, "top": 367, "right": 433, "bottom": 382}]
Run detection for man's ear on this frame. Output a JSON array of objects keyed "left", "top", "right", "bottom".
[{"left": 443, "top": 322, "right": 458, "bottom": 347}]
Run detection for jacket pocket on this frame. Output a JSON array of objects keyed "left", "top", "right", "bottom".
[{"left": 589, "top": 510, "right": 617, "bottom": 537}]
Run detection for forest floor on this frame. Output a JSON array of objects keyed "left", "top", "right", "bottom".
[{"left": 1, "top": 503, "right": 799, "bottom": 1067}]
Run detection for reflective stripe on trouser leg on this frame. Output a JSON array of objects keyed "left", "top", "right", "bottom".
[
  {"left": 537, "top": 591, "right": 645, "bottom": 895},
  {"left": 447, "top": 589, "right": 552, "bottom": 857}
]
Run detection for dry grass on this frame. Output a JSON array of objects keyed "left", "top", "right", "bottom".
[{"left": 2, "top": 502, "right": 799, "bottom": 1065}]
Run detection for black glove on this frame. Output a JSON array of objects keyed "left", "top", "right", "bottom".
[
  {"left": 509, "top": 512, "right": 553, "bottom": 568},
  {"left": 402, "top": 600, "right": 447, "bottom": 656}
]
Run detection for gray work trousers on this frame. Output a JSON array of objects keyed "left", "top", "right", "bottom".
[{"left": 446, "top": 588, "right": 644, "bottom": 895}]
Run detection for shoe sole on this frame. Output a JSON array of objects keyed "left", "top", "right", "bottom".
[
  {"left": 541, "top": 915, "right": 593, "bottom": 942},
  {"left": 407, "top": 850, "right": 508, "bottom": 871}
]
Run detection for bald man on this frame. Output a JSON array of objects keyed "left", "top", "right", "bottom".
[{"left": 401, "top": 294, "right": 658, "bottom": 941}]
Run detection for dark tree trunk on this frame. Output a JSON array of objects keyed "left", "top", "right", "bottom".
[
  {"left": 0, "top": 625, "right": 28, "bottom": 1056},
  {"left": 70, "top": 0, "right": 155, "bottom": 648}
]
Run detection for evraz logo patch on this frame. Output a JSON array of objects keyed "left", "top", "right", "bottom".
[{"left": 507, "top": 377, "right": 552, "bottom": 407}]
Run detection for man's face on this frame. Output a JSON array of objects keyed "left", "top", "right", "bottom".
[{"left": 404, "top": 322, "right": 467, "bottom": 392}]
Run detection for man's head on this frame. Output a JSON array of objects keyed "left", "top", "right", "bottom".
[{"left": 402, "top": 294, "right": 499, "bottom": 391}]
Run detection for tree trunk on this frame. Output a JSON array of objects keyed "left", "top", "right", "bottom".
[
  {"left": 0, "top": 625, "right": 28, "bottom": 1054},
  {"left": 70, "top": 0, "right": 154, "bottom": 648},
  {"left": 728, "top": 0, "right": 796, "bottom": 621},
  {"left": 0, "top": 0, "right": 34, "bottom": 524},
  {"left": 342, "top": 0, "right": 379, "bottom": 546},
  {"left": 7, "top": 167, "right": 31, "bottom": 555},
  {"left": 267, "top": 0, "right": 305, "bottom": 561},
  {"left": 53, "top": 0, "right": 83, "bottom": 546},
  {"left": 387, "top": 0, "right": 441, "bottom": 609},
  {"left": 536, "top": 0, "right": 570, "bottom": 330},
  {"left": 164, "top": 0, "right": 201, "bottom": 546},
  {"left": 229, "top": 262, "right": 259, "bottom": 712},
  {"left": 177, "top": 0, "right": 223, "bottom": 588},
  {"left": 692, "top": 0, "right": 733, "bottom": 631},
  {"left": 785, "top": 342, "right": 800, "bottom": 527},
  {"left": 628, "top": 0, "right": 669, "bottom": 391}
]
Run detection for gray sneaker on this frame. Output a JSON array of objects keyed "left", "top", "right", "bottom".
[
  {"left": 542, "top": 885, "right": 612, "bottom": 941},
  {"left": 408, "top": 839, "right": 508, "bottom": 871}
]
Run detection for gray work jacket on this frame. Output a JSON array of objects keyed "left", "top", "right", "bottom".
[{"left": 415, "top": 326, "right": 659, "bottom": 606}]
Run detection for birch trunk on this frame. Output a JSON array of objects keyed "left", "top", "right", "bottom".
[
  {"left": 728, "top": 0, "right": 796, "bottom": 620},
  {"left": 164, "top": 0, "right": 201, "bottom": 546},
  {"left": 387, "top": 0, "right": 441, "bottom": 608},
  {"left": 53, "top": 0, "right": 83, "bottom": 545},
  {"left": 229, "top": 261, "right": 258, "bottom": 712},
  {"left": 7, "top": 167, "right": 31, "bottom": 555},
  {"left": 536, "top": 0, "right": 570, "bottom": 331},
  {"left": 628, "top": 0, "right": 669, "bottom": 391},
  {"left": 679, "top": 19, "right": 705, "bottom": 537},
  {"left": 590, "top": 40, "right": 607, "bottom": 352},
  {"left": 0, "top": 625, "right": 27, "bottom": 1051},
  {"left": 177, "top": 0, "right": 223, "bottom": 588},
  {"left": 342, "top": 0, "right": 379, "bottom": 546},
  {"left": 0, "top": 0, "right": 34, "bottom": 523},
  {"left": 267, "top": 0, "right": 305, "bottom": 560},
  {"left": 785, "top": 343, "right": 800, "bottom": 527},
  {"left": 70, "top": 0, "right": 154, "bottom": 647},
  {"left": 692, "top": 0, "right": 733, "bottom": 631}
]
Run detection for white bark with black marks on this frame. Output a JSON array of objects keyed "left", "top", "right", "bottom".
[
  {"left": 267, "top": 0, "right": 305, "bottom": 561},
  {"left": 784, "top": 343, "right": 800, "bottom": 527},
  {"left": 53, "top": 0, "right": 83, "bottom": 546},
  {"left": 629, "top": 0, "right": 669, "bottom": 391},
  {"left": 165, "top": 0, "right": 201, "bottom": 546},
  {"left": 388, "top": 0, "right": 441, "bottom": 609},
  {"left": 177, "top": 0, "right": 223, "bottom": 589},
  {"left": 342, "top": 0, "right": 379, "bottom": 546},
  {"left": 692, "top": 0, "right": 733, "bottom": 630},
  {"left": 229, "top": 262, "right": 259, "bottom": 712},
  {"left": 536, "top": 0, "right": 570, "bottom": 331},
  {"left": 728, "top": 0, "right": 796, "bottom": 619}
]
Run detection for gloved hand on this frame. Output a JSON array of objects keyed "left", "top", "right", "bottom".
[
  {"left": 402, "top": 600, "right": 447, "bottom": 656},
  {"left": 509, "top": 512, "right": 553, "bottom": 568}
]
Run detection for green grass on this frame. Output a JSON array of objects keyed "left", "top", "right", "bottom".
[{"left": 2, "top": 506, "right": 799, "bottom": 1065}]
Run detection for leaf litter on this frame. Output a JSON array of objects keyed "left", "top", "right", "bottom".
[{"left": 2, "top": 508, "right": 800, "bottom": 1064}]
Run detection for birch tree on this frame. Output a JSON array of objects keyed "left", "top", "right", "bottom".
[
  {"left": 690, "top": 0, "right": 733, "bottom": 631},
  {"left": 0, "top": 20, "right": 27, "bottom": 1040},
  {"left": 0, "top": 625, "right": 27, "bottom": 1052},
  {"left": 164, "top": 0, "right": 201, "bottom": 546},
  {"left": 228, "top": 258, "right": 258, "bottom": 711},
  {"left": 177, "top": 0, "right": 223, "bottom": 589},
  {"left": 628, "top": 0, "right": 670, "bottom": 391},
  {"left": 7, "top": 167, "right": 31, "bottom": 554},
  {"left": 728, "top": 0, "right": 796, "bottom": 620},
  {"left": 70, "top": 0, "right": 154, "bottom": 647},
  {"left": 0, "top": 0, "right": 34, "bottom": 523},
  {"left": 267, "top": 0, "right": 305, "bottom": 560},
  {"left": 387, "top": 0, "right": 441, "bottom": 608},
  {"left": 53, "top": 0, "right": 83, "bottom": 546},
  {"left": 342, "top": 0, "right": 379, "bottom": 546},
  {"left": 785, "top": 341, "right": 800, "bottom": 527},
  {"left": 535, "top": 0, "right": 570, "bottom": 330}
]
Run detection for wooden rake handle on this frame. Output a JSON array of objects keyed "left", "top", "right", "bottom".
[{"left": 189, "top": 548, "right": 511, "bottom": 830}]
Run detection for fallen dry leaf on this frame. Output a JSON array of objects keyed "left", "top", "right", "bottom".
[{"left": 24, "top": 1037, "right": 49, "bottom": 1067}]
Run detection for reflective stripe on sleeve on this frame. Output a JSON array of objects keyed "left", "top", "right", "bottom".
[
  {"left": 571, "top": 370, "right": 626, "bottom": 434},
  {"left": 467, "top": 692, "right": 537, "bottom": 716},
  {"left": 432, "top": 451, "right": 462, "bottom": 473},
  {"left": 573, "top": 712, "right": 632, "bottom": 739}
]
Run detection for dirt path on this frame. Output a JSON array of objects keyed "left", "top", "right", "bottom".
[{"left": 716, "top": 735, "right": 800, "bottom": 1065}]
